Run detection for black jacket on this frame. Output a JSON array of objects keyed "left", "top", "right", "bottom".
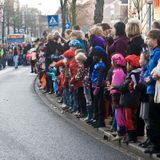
[
  {"left": 114, "top": 68, "right": 141, "bottom": 108},
  {"left": 45, "top": 40, "right": 62, "bottom": 58},
  {"left": 127, "top": 36, "right": 144, "bottom": 56}
]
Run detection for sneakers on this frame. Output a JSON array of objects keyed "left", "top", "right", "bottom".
[
  {"left": 112, "top": 135, "right": 124, "bottom": 141},
  {"left": 57, "top": 98, "right": 63, "bottom": 103},
  {"left": 61, "top": 103, "right": 67, "bottom": 108},
  {"left": 73, "top": 111, "right": 80, "bottom": 117}
]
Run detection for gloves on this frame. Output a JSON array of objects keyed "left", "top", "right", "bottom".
[{"left": 93, "top": 87, "right": 100, "bottom": 96}]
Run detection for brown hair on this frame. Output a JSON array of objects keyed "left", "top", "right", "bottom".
[
  {"left": 147, "top": 29, "right": 160, "bottom": 46},
  {"left": 100, "top": 23, "right": 111, "bottom": 31},
  {"left": 73, "top": 25, "right": 81, "bottom": 30},
  {"left": 152, "top": 20, "right": 160, "bottom": 30}
]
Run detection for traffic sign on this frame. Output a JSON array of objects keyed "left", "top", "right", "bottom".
[
  {"left": 47, "top": 15, "right": 59, "bottom": 28},
  {"left": 65, "top": 22, "right": 71, "bottom": 29}
]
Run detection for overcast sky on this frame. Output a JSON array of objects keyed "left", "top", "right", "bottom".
[{"left": 19, "top": 0, "right": 60, "bottom": 15}]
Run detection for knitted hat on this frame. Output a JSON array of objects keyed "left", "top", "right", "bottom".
[
  {"left": 63, "top": 50, "right": 75, "bottom": 58},
  {"left": 69, "top": 40, "right": 82, "bottom": 48},
  {"left": 93, "top": 46, "right": 107, "bottom": 58},
  {"left": 125, "top": 54, "right": 140, "bottom": 67},
  {"left": 111, "top": 53, "right": 126, "bottom": 67},
  {"left": 75, "top": 52, "right": 87, "bottom": 63}
]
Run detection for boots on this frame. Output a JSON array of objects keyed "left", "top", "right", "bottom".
[
  {"left": 144, "top": 145, "right": 160, "bottom": 154},
  {"left": 139, "top": 128, "right": 151, "bottom": 148},
  {"left": 126, "top": 130, "right": 137, "bottom": 143}
]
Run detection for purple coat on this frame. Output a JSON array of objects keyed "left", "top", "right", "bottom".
[
  {"left": 90, "top": 35, "right": 106, "bottom": 49},
  {"left": 109, "top": 36, "right": 128, "bottom": 57}
]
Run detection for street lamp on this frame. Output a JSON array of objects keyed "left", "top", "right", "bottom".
[{"left": 146, "top": 0, "right": 153, "bottom": 30}]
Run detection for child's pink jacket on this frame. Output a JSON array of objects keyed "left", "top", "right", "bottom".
[{"left": 111, "top": 68, "right": 126, "bottom": 94}]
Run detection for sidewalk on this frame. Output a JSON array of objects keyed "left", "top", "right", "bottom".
[{"left": 34, "top": 77, "right": 160, "bottom": 160}]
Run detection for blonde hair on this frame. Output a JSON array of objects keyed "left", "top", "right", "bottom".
[
  {"left": 89, "top": 26, "right": 104, "bottom": 37},
  {"left": 70, "top": 30, "right": 84, "bottom": 39},
  {"left": 75, "top": 52, "right": 87, "bottom": 63},
  {"left": 126, "top": 20, "right": 141, "bottom": 38},
  {"left": 46, "top": 33, "right": 54, "bottom": 42}
]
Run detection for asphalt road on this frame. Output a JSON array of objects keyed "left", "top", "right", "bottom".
[{"left": 0, "top": 67, "right": 136, "bottom": 160}]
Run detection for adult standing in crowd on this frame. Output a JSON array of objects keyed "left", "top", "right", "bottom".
[
  {"left": 44, "top": 33, "right": 62, "bottom": 94},
  {"left": 108, "top": 21, "right": 128, "bottom": 57},
  {"left": 13, "top": 44, "right": 21, "bottom": 69},
  {"left": 126, "top": 20, "right": 144, "bottom": 56},
  {"left": 100, "top": 23, "right": 114, "bottom": 48}
]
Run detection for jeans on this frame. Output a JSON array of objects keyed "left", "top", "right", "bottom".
[
  {"left": 63, "top": 87, "right": 70, "bottom": 107},
  {"left": 13, "top": 55, "right": 19, "bottom": 69}
]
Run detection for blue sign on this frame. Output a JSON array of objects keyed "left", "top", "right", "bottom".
[
  {"left": 48, "top": 15, "right": 59, "bottom": 28},
  {"left": 65, "top": 22, "right": 71, "bottom": 29}
]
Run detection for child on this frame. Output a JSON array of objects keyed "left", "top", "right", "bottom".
[
  {"left": 111, "top": 54, "right": 141, "bottom": 143},
  {"left": 137, "top": 44, "right": 150, "bottom": 148},
  {"left": 71, "top": 51, "right": 87, "bottom": 118},
  {"left": 91, "top": 46, "right": 107, "bottom": 128},
  {"left": 109, "top": 53, "right": 126, "bottom": 140},
  {"left": 143, "top": 29, "right": 160, "bottom": 154},
  {"left": 62, "top": 49, "right": 75, "bottom": 110},
  {"left": 48, "top": 67, "right": 58, "bottom": 95}
]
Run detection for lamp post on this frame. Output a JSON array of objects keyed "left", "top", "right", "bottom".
[{"left": 147, "top": 0, "right": 153, "bottom": 31}]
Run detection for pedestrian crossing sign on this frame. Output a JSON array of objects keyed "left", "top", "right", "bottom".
[{"left": 47, "top": 15, "right": 59, "bottom": 28}]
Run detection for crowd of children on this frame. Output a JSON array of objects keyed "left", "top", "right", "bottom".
[{"left": 34, "top": 20, "right": 160, "bottom": 155}]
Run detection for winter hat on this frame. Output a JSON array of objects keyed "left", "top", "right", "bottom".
[
  {"left": 69, "top": 40, "right": 82, "bottom": 48},
  {"left": 111, "top": 53, "right": 126, "bottom": 67},
  {"left": 75, "top": 52, "right": 87, "bottom": 63},
  {"left": 125, "top": 54, "right": 140, "bottom": 68},
  {"left": 93, "top": 46, "right": 107, "bottom": 58},
  {"left": 63, "top": 49, "right": 75, "bottom": 58}
]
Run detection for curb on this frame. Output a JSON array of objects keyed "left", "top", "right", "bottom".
[{"left": 34, "top": 77, "right": 160, "bottom": 160}]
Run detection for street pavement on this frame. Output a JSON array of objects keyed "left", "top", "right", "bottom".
[{"left": 0, "top": 67, "right": 136, "bottom": 160}]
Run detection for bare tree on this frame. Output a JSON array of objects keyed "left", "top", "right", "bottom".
[
  {"left": 60, "top": 0, "right": 68, "bottom": 36},
  {"left": 94, "top": 0, "right": 104, "bottom": 24},
  {"left": 71, "top": 0, "right": 77, "bottom": 26}
]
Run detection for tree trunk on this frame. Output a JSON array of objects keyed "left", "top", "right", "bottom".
[
  {"left": 60, "top": 0, "right": 68, "bottom": 37},
  {"left": 71, "top": 0, "right": 77, "bottom": 26},
  {"left": 94, "top": 0, "right": 104, "bottom": 24}
]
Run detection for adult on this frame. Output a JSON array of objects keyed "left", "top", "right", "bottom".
[
  {"left": 100, "top": 23, "right": 114, "bottom": 47},
  {"left": 44, "top": 33, "right": 62, "bottom": 94},
  {"left": 13, "top": 44, "right": 21, "bottom": 69},
  {"left": 89, "top": 26, "right": 106, "bottom": 49},
  {"left": 108, "top": 22, "right": 128, "bottom": 57},
  {"left": 126, "top": 20, "right": 144, "bottom": 56},
  {"left": 70, "top": 30, "right": 88, "bottom": 54}
]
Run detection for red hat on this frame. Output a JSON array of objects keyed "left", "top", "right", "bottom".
[
  {"left": 125, "top": 54, "right": 140, "bottom": 67},
  {"left": 63, "top": 50, "right": 75, "bottom": 58}
]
